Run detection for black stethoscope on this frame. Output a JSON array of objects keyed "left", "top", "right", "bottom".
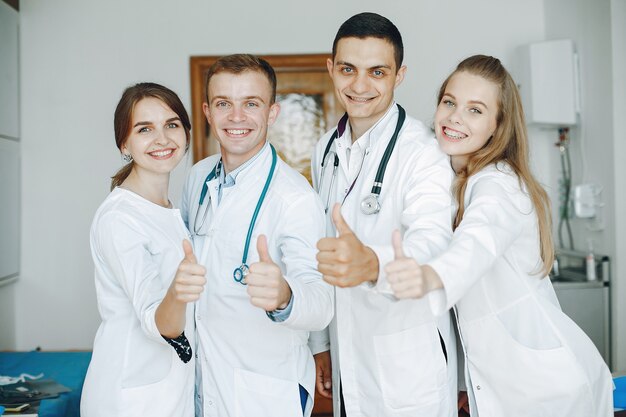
[
  {"left": 192, "top": 144, "right": 277, "bottom": 285},
  {"left": 319, "top": 104, "right": 406, "bottom": 215}
]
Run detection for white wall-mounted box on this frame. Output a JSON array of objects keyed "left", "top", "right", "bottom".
[{"left": 516, "top": 39, "right": 580, "bottom": 126}]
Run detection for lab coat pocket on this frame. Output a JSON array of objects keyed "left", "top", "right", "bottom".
[
  {"left": 234, "top": 368, "right": 302, "bottom": 417},
  {"left": 496, "top": 297, "right": 563, "bottom": 350},
  {"left": 373, "top": 323, "right": 446, "bottom": 411},
  {"left": 120, "top": 326, "right": 172, "bottom": 388},
  {"left": 119, "top": 352, "right": 185, "bottom": 417},
  {"left": 477, "top": 312, "right": 593, "bottom": 415}
]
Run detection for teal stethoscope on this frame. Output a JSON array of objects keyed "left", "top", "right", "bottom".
[
  {"left": 319, "top": 104, "right": 406, "bottom": 214},
  {"left": 192, "top": 144, "right": 277, "bottom": 285}
]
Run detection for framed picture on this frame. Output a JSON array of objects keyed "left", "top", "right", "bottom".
[{"left": 189, "top": 54, "right": 343, "bottom": 183}]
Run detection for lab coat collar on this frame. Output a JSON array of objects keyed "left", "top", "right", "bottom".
[
  {"left": 339, "top": 102, "right": 399, "bottom": 151},
  {"left": 205, "top": 142, "right": 271, "bottom": 213},
  {"left": 218, "top": 141, "right": 269, "bottom": 187},
  {"left": 223, "top": 141, "right": 273, "bottom": 187}
]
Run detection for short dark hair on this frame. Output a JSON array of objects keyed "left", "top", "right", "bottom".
[
  {"left": 204, "top": 54, "right": 277, "bottom": 104},
  {"left": 332, "top": 12, "right": 404, "bottom": 71}
]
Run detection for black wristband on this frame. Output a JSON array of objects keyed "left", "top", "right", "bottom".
[{"left": 162, "top": 331, "right": 192, "bottom": 363}]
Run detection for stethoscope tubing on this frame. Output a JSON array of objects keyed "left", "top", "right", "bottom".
[
  {"left": 240, "top": 145, "right": 277, "bottom": 267},
  {"left": 192, "top": 144, "right": 277, "bottom": 284},
  {"left": 319, "top": 104, "right": 406, "bottom": 213}
]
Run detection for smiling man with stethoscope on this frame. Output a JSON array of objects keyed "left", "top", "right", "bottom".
[
  {"left": 308, "top": 13, "right": 458, "bottom": 417},
  {"left": 180, "top": 54, "right": 333, "bottom": 417}
]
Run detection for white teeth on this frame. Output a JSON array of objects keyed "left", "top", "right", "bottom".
[
  {"left": 444, "top": 127, "right": 466, "bottom": 139},
  {"left": 227, "top": 129, "right": 248, "bottom": 135},
  {"left": 150, "top": 149, "right": 173, "bottom": 157},
  {"left": 350, "top": 97, "right": 371, "bottom": 103}
]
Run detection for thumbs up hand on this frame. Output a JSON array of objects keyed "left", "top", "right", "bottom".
[
  {"left": 169, "top": 239, "right": 207, "bottom": 303},
  {"left": 316, "top": 204, "right": 379, "bottom": 288},
  {"left": 385, "top": 230, "right": 442, "bottom": 299},
  {"left": 246, "top": 234, "right": 292, "bottom": 312}
]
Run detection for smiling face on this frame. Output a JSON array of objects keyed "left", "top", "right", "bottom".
[
  {"left": 203, "top": 70, "right": 279, "bottom": 172},
  {"left": 435, "top": 71, "right": 499, "bottom": 172},
  {"left": 122, "top": 97, "right": 187, "bottom": 178},
  {"left": 328, "top": 36, "right": 406, "bottom": 140}
]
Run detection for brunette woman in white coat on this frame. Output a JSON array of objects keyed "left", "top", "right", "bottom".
[
  {"left": 385, "top": 55, "right": 613, "bottom": 417},
  {"left": 81, "top": 83, "right": 206, "bottom": 417}
]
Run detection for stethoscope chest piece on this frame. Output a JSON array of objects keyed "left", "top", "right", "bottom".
[
  {"left": 233, "top": 264, "right": 249, "bottom": 285},
  {"left": 360, "top": 194, "right": 381, "bottom": 215}
]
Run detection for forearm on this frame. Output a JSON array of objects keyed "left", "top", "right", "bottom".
[
  {"left": 279, "top": 277, "right": 333, "bottom": 331},
  {"left": 155, "top": 293, "right": 187, "bottom": 338},
  {"left": 422, "top": 265, "right": 444, "bottom": 292}
]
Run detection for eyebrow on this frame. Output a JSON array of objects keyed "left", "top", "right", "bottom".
[
  {"left": 336, "top": 60, "right": 392, "bottom": 71},
  {"left": 443, "top": 93, "right": 489, "bottom": 109},
  {"left": 133, "top": 117, "right": 181, "bottom": 128},
  {"left": 211, "top": 95, "right": 267, "bottom": 104}
]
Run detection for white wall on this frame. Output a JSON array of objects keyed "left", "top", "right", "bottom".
[
  {"left": 611, "top": 0, "right": 626, "bottom": 372},
  {"left": 17, "top": 0, "right": 548, "bottom": 350}
]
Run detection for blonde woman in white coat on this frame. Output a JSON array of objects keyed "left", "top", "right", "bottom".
[
  {"left": 384, "top": 55, "right": 613, "bottom": 417},
  {"left": 81, "top": 83, "right": 205, "bottom": 417}
]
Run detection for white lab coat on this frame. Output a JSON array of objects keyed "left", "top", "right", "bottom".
[
  {"left": 427, "top": 163, "right": 614, "bottom": 417},
  {"left": 181, "top": 144, "right": 333, "bottom": 417},
  {"left": 309, "top": 104, "right": 458, "bottom": 417},
  {"left": 81, "top": 188, "right": 195, "bottom": 417}
]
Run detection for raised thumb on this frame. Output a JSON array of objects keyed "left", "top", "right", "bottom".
[
  {"left": 256, "top": 234, "right": 273, "bottom": 263},
  {"left": 391, "top": 229, "right": 406, "bottom": 259},
  {"left": 182, "top": 239, "right": 197, "bottom": 263},
  {"left": 332, "top": 204, "right": 352, "bottom": 236}
]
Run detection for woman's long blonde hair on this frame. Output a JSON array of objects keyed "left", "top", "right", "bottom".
[{"left": 438, "top": 55, "right": 554, "bottom": 276}]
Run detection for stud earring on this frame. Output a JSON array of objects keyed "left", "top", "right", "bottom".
[{"left": 122, "top": 153, "right": 133, "bottom": 163}]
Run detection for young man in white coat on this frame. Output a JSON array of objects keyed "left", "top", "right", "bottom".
[
  {"left": 181, "top": 54, "right": 333, "bottom": 417},
  {"left": 309, "top": 13, "right": 458, "bottom": 417}
]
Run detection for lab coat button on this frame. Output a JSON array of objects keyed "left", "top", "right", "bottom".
[
  {"left": 476, "top": 385, "right": 481, "bottom": 390},
  {"left": 208, "top": 400, "right": 213, "bottom": 406}
]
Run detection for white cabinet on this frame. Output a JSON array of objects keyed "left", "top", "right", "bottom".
[{"left": 553, "top": 281, "right": 611, "bottom": 368}]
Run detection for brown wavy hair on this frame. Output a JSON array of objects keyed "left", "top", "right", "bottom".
[
  {"left": 110, "top": 82, "right": 191, "bottom": 190},
  {"left": 438, "top": 55, "right": 554, "bottom": 276}
]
